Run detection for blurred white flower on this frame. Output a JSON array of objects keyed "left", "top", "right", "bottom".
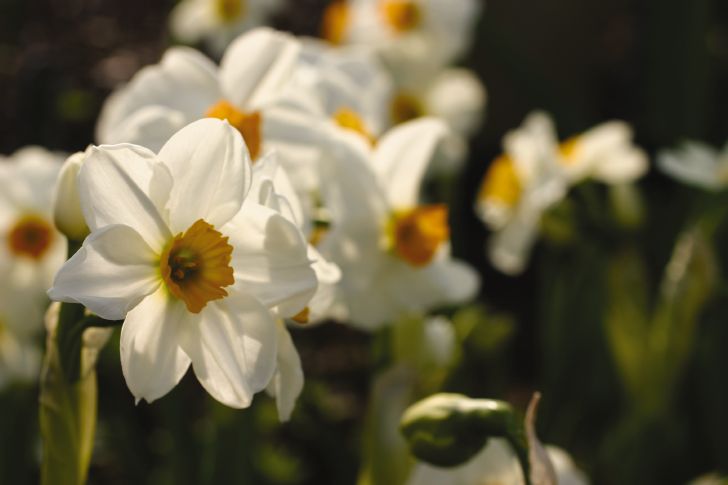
[
  {"left": 476, "top": 112, "right": 566, "bottom": 275},
  {"left": 559, "top": 121, "right": 647, "bottom": 184},
  {"left": 321, "top": 0, "right": 483, "bottom": 74},
  {"left": 329, "top": 118, "right": 480, "bottom": 329},
  {"left": 283, "top": 39, "right": 394, "bottom": 142},
  {"left": 97, "top": 28, "right": 303, "bottom": 159},
  {"left": 0, "top": 146, "right": 67, "bottom": 337},
  {"left": 170, "top": 0, "right": 284, "bottom": 55},
  {"left": 477, "top": 113, "right": 647, "bottom": 274},
  {"left": 658, "top": 140, "right": 728, "bottom": 191},
  {"left": 49, "top": 119, "right": 317, "bottom": 408},
  {"left": 406, "top": 438, "right": 589, "bottom": 485}
]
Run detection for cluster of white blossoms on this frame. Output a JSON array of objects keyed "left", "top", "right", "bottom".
[
  {"left": 475, "top": 111, "right": 648, "bottom": 275},
  {"left": 0, "top": 21, "right": 479, "bottom": 424}
]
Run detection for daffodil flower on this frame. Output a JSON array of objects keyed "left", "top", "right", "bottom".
[
  {"left": 329, "top": 118, "right": 480, "bottom": 328},
  {"left": 658, "top": 140, "right": 728, "bottom": 191},
  {"left": 477, "top": 113, "right": 647, "bottom": 274},
  {"left": 170, "top": 0, "right": 284, "bottom": 55},
  {"left": 49, "top": 119, "right": 318, "bottom": 408},
  {"left": 321, "top": 0, "right": 482, "bottom": 74},
  {"left": 476, "top": 112, "right": 567, "bottom": 275},
  {"left": 0, "top": 146, "right": 67, "bottom": 337},
  {"left": 283, "top": 39, "right": 394, "bottom": 144},
  {"left": 97, "top": 28, "right": 302, "bottom": 161}
]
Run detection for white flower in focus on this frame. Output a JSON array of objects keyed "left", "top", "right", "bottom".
[
  {"left": 49, "top": 119, "right": 318, "bottom": 407},
  {"left": 558, "top": 121, "right": 647, "bottom": 184},
  {"left": 406, "top": 438, "right": 589, "bottom": 485},
  {"left": 321, "top": 0, "right": 482, "bottom": 74},
  {"left": 476, "top": 112, "right": 567, "bottom": 275},
  {"left": 170, "top": 0, "right": 284, "bottom": 55},
  {"left": 658, "top": 141, "right": 728, "bottom": 191},
  {"left": 97, "top": 28, "right": 302, "bottom": 158},
  {"left": 0, "top": 146, "right": 67, "bottom": 337}
]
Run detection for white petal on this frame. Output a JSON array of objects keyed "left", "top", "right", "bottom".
[
  {"left": 219, "top": 27, "right": 301, "bottom": 110},
  {"left": 96, "top": 47, "right": 221, "bottom": 145},
  {"left": 373, "top": 118, "right": 449, "bottom": 208},
  {"left": 488, "top": 208, "right": 541, "bottom": 275},
  {"left": 79, "top": 144, "right": 172, "bottom": 250},
  {"left": 658, "top": 141, "right": 722, "bottom": 190},
  {"left": 120, "top": 287, "right": 191, "bottom": 403},
  {"left": 48, "top": 224, "right": 160, "bottom": 320},
  {"left": 226, "top": 205, "right": 317, "bottom": 318},
  {"left": 266, "top": 321, "right": 303, "bottom": 421},
  {"left": 180, "top": 291, "right": 278, "bottom": 408},
  {"left": 160, "top": 118, "right": 251, "bottom": 233}
]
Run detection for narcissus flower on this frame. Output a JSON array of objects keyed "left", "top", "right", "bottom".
[
  {"left": 53, "top": 149, "right": 91, "bottom": 242},
  {"left": 321, "top": 0, "right": 482, "bottom": 74},
  {"left": 658, "top": 140, "right": 728, "bottom": 190},
  {"left": 170, "top": 0, "right": 284, "bottom": 55},
  {"left": 327, "top": 118, "right": 479, "bottom": 328},
  {"left": 97, "top": 28, "right": 302, "bottom": 159},
  {"left": 0, "top": 147, "right": 66, "bottom": 336},
  {"left": 476, "top": 112, "right": 647, "bottom": 275},
  {"left": 476, "top": 112, "right": 566, "bottom": 275},
  {"left": 49, "top": 119, "right": 318, "bottom": 408}
]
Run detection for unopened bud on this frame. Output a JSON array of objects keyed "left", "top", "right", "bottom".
[
  {"left": 53, "top": 149, "right": 90, "bottom": 242},
  {"left": 400, "top": 393, "right": 517, "bottom": 467}
]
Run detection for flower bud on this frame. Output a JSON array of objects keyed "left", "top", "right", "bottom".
[
  {"left": 400, "top": 393, "right": 517, "bottom": 467},
  {"left": 53, "top": 150, "right": 90, "bottom": 242}
]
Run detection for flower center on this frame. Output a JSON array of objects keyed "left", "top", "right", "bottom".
[
  {"left": 7, "top": 214, "right": 54, "bottom": 260},
  {"left": 206, "top": 100, "right": 262, "bottom": 161},
  {"left": 478, "top": 155, "right": 522, "bottom": 208},
  {"left": 380, "top": 0, "right": 422, "bottom": 33},
  {"left": 390, "top": 205, "right": 449, "bottom": 267},
  {"left": 160, "top": 219, "right": 234, "bottom": 314},
  {"left": 214, "top": 0, "right": 246, "bottom": 23},
  {"left": 334, "top": 107, "right": 375, "bottom": 144},
  {"left": 321, "top": 0, "right": 350, "bottom": 45},
  {"left": 559, "top": 136, "right": 581, "bottom": 165},
  {"left": 391, "top": 92, "right": 424, "bottom": 125}
]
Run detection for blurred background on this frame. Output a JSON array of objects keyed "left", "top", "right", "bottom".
[{"left": 1, "top": 0, "right": 728, "bottom": 484}]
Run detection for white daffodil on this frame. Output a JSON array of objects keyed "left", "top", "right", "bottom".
[
  {"left": 326, "top": 117, "right": 479, "bottom": 329},
  {"left": 476, "top": 114, "right": 648, "bottom": 274},
  {"left": 0, "top": 146, "right": 67, "bottom": 337},
  {"left": 97, "top": 28, "right": 305, "bottom": 160},
  {"left": 321, "top": 0, "right": 482, "bottom": 74},
  {"left": 281, "top": 39, "right": 394, "bottom": 143},
  {"left": 49, "top": 119, "right": 318, "bottom": 408},
  {"left": 476, "top": 112, "right": 567, "bottom": 275},
  {"left": 658, "top": 140, "right": 728, "bottom": 191},
  {"left": 406, "top": 438, "right": 589, "bottom": 485},
  {"left": 170, "top": 0, "right": 284, "bottom": 55},
  {"left": 558, "top": 121, "right": 647, "bottom": 184}
]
